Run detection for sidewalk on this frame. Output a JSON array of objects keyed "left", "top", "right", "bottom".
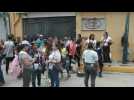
[
  {"left": 1, "top": 64, "right": 134, "bottom": 87},
  {"left": 79, "top": 62, "right": 134, "bottom": 73},
  {"left": 103, "top": 62, "right": 134, "bottom": 73}
]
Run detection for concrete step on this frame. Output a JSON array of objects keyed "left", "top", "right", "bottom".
[
  {"left": 103, "top": 66, "right": 134, "bottom": 73},
  {"left": 79, "top": 63, "right": 134, "bottom": 73}
]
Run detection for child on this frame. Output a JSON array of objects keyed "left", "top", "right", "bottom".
[
  {"left": 96, "top": 41, "right": 104, "bottom": 77},
  {"left": 61, "top": 43, "right": 71, "bottom": 78}
]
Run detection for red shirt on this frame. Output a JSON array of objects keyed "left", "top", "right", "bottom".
[{"left": 68, "top": 41, "right": 76, "bottom": 57}]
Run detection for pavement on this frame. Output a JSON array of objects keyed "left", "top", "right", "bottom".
[
  {"left": 1, "top": 64, "right": 134, "bottom": 87},
  {"left": 103, "top": 62, "right": 134, "bottom": 73}
]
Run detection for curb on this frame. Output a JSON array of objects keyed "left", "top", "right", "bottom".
[
  {"left": 103, "top": 66, "right": 134, "bottom": 73},
  {"left": 79, "top": 64, "right": 134, "bottom": 73}
]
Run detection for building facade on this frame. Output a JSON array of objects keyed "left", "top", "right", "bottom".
[
  {"left": 76, "top": 12, "right": 134, "bottom": 62},
  {"left": 9, "top": 12, "right": 134, "bottom": 62}
]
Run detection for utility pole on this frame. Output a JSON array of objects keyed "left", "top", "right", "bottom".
[{"left": 122, "top": 12, "right": 130, "bottom": 64}]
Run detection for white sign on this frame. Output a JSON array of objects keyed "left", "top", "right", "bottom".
[{"left": 81, "top": 17, "right": 106, "bottom": 31}]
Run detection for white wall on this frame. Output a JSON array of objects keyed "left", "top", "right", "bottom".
[
  {"left": 0, "top": 17, "right": 7, "bottom": 41},
  {"left": 23, "top": 12, "right": 76, "bottom": 18}
]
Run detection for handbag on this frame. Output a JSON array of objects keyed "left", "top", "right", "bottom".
[
  {"left": 54, "top": 63, "right": 64, "bottom": 73},
  {"left": 52, "top": 51, "right": 63, "bottom": 73}
]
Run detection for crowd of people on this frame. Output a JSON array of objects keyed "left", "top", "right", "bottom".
[{"left": 0, "top": 32, "right": 112, "bottom": 87}]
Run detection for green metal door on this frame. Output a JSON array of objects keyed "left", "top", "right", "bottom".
[{"left": 23, "top": 16, "right": 76, "bottom": 38}]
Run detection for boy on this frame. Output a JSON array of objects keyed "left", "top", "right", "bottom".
[
  {"left": 61, "top": 43, "right": 71, "bottom": 78},
  {"left": 96, "top": 41, "right": 104, "bottom": 77}
]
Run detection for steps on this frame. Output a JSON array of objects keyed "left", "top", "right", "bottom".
[{"left": 78, "top": 63, "right": 134, "bottom": 73}]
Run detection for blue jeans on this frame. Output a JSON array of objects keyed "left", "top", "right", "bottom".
[
  {"left": 0, "top": 63, "right": 5, "bottom": 83},
  {"left": 49, "top": 67, "right": 60, "bottom": 87},
  {"left": 32, "top": 69, "right": 41, "bottom": 87},
  {"left": 84, "top": 63, "right": 97, "bottom": 87},
  {"left": 62, "top": 58, "right": 69, "bottom": 74}
]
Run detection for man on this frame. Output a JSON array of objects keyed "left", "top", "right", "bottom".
[
  {"left": 35, "top": 34, "right": 44, "bottom": 49},
  {"left": 76, "top": 34, "right": 82, "bottom": 71},
  {"left": 4, "top": 35, "right": 15, "bottom": 74},
  {"left": 82, "top": 42, "right": 99, "bottom": 87},
  {"left": 0, "top": 42, "right": 5, "bottom": 86},
  {"left": 19, "top": 45, "right": 35, "bottom": 87},
  {"left": 29, "top": 43, "right": 43, "bottom": 87}
]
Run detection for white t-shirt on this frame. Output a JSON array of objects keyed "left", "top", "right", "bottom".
[
  {"left": 48, "top": 50, "right": 61, "bottom": 70},
  {"left": 82, "top": 49, "right": 98, "bottom": 64},
  {"left": 103, "top": 36, "right": 112, "bottom": 46},
  {"left": 86, "top": 39, "right": 96, "bottom": 49}
]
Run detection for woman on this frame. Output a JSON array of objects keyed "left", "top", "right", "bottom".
[
  {"left": 8, "top": 45, "right": 22, "bottom": 78},
  {"left": 86, "top": 34, "right": 97, "bottom": 50},
  {"left": 0, "top": 41, "right": 5, "bottom": 86},
  {"left": 67, "top": 38, "right": 76, "bottom": 72},
  {"left": 102, "top": 32, "right": 112, "bottom": 63},
  {"left": 48, "top": 44, "right": 62, "bottom": 87}
]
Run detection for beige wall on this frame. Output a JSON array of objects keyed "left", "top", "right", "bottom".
[
  {"left": 76, "top": 12, "right": 134, "bottom": 62},
  {"left": 9, "top": 12, "right": 134, "bottom": 62},
  {"left": 9, "top": 12, "right": 23, "bottom": 40}
]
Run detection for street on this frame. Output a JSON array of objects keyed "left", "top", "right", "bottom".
[{"left": 1, "top": 65, "right": 134, "bottom": 87}]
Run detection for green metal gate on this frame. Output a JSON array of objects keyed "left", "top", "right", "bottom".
[{"left": 23, "top": 16, "right": 76, "bottom": 38}]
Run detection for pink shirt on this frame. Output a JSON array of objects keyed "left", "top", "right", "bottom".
[{"left": 68, "top": 41, "right": 76, "bottom": 57}]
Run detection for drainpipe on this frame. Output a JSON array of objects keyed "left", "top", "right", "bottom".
[{"left": 122, "top": 12, "right": 130, "bottom": 64}]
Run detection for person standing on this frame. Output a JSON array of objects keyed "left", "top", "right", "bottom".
[
  {"left": 4, "top": 35, "right": 15, "bottom": 74},
  {"left": 30, "top": 43, "right": 42, "bottom": 87},
  {"left": 61, "top": 43, "right": 70, "bottom": 78},
  {"left": 82, "top": 42, "right": 99, "bottom": 87},
  {"left": 86, "top": 34, "right": 97, "bottom": 50},
  {"left": 67, "top": 38, "right": 76, "bottom": 72},
  {"left": 19, "top": 45, "right": 35, "bottom": 87},
  {"left": 35, "top": 34, "right": 44, "bottom": 49},
  {"left": 0, "top": 41, "right": 5, "bottom": 86},
  {"left": 101, "top": 32, "right": 112, "bottom": 63},
  {"left": 48, "top": 44, "right": 62, "bottom": 87},
  {"left": 96, "top": 41, "right": 104, "bottom": 77},
  {"left": 76, "top": 34, "right": 82, "bottom": 71}
]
